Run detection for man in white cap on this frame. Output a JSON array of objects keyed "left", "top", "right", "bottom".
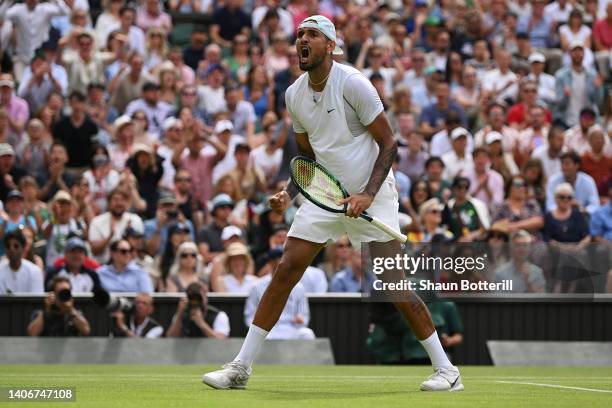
[
  {"left": 525, "top": 52, "right": 555, "bottom": 106},
  {"left": 442, "top": 127, "right": 474, "bottom": 181},
  {"left": 210, "top": 118, "right": 245, "bottom": 184},
  {"left": 203, "top": 15, "right": 463, "bottom": 392}
]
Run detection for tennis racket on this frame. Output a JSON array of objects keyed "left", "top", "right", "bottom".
[{"left": 289, "top": 156, "right": 407, "bottom": 243}]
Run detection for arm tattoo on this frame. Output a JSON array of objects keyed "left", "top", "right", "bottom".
[
  {"left": 363, "top": 141, "right": 397, "bottom": 197},
  {"left": 408, "top": 291, "right": 428, "bottom": 317}
]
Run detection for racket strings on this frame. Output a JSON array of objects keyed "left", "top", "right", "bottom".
[{"left": 291, "top": 159, "right": 345, "bottom": 211}]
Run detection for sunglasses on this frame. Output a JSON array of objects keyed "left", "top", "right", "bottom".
[
  {"left": 176, "top": 177, "right": 192, "bottom": 182},
  {"left": 115, "top": 248, "right": 132, "bottom": 254},
  {"left": 181, "top": 252, "right": 197, "bottom": 258},
  {"left": 489, "top": 232, "right": 506, "bottom": 240},
  {"left": 7, "top": 243, "right": 23, "bottom": 250},
  {"left": 556, "top": 194, "right": 573, "bottom": 201},
  {"left": 455, "top": 184, "right": 469, "bottom": 190}
]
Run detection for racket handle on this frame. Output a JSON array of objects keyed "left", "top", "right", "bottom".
[{"left": 360, "top": 213, "right": 407, "bottom": 243}]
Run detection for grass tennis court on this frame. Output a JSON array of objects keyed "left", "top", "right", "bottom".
[{"left": 1, "top": 365, "right": 611, "bottom": 407}]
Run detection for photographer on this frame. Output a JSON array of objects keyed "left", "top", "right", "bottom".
[
  {"left": 111, "top": 293, "right": 163, "bottom": 338},
  {"left": 27, "top": 276, "right": 90, "bottom": 336},
  {"left": 166, "top": 282, "right": 229, "bottom": 338}
]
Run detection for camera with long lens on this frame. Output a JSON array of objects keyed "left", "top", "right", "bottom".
[{"left": 92, "top": 288, "right": 134, "bottom": 314}]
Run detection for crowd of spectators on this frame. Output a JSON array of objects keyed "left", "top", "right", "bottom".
[{"left": 0, "top": 0, "right": 610, "bottom": 318}]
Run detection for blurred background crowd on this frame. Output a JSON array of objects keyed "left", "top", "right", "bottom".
[{"left": 0, "top": 0, "right": 610, "bottom": 312}]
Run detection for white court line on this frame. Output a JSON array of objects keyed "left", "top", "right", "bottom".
[
  {"left": 496, "top": 381, "right": 612, "bottom": 394},
  {"left": 2, "top": 374, "right": 612, "bottom": 381}
]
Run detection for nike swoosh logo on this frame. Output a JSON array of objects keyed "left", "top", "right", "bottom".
[
  {"left": 327, "top": 109, "right": 335, "bottom": 113},
  {"left": 450, "top": 376, "right": 459, "bottom": 388}
]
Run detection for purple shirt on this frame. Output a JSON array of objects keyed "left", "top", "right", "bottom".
[{"left": 3, "top": 94, "right": 29, "bottom": 147}]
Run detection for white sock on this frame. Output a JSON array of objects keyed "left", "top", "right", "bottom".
[
  {"left": 419, "top": 331, "right": 454, "bottom": 369},
  {"left": 234, "top": 324, "right": 269, "bottom": 368}
]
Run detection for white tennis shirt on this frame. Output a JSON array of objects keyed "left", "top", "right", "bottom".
[{"left": 285, "top": 61, "right": 395, "bottom": 194}]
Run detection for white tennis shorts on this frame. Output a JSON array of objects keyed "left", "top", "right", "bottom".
[{"left": 288, "top": 179, "right": 400, "bottom": 247}]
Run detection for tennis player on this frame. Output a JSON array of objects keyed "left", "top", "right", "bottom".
[{"left": 203, "top": 15, "right": 463, "bottom": 392}]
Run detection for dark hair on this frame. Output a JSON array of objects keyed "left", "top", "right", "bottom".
[
  {"left": 522, "top": 158, "right": 545, "bottom": 192},
  {"left": 548, "top": 126, "right": 564, "bottom": 140},
  {"left": 263, "top": 7, "right": 280, "bottom": 21},
  {"left": 452, "top": 176, "right": 471, "bottom": 189},
  {"left": 569, "top": 9, "right": 583, "bottom": 22},
  {"left": 234, "top": 143, "right": 250, "bottom": 154},
  {"left": 109, "top": 239, "right": 131, "bottom": 253},
  {"left": 159, "top": 237, "right": 177, "bottom": 282},
  {"left": 246, "top": 65, "right": 267, "bottom": 91},
  {"left": 560, "top": 150, "right": 581, "bottom": 165},
  {"left": 409, "top": 180, "right": 432, "bottom": 211},
  {"left": 505, "top": 174, "right": 527, "bottom": 198},
  {"left": 131, "top": 109, "right": 149, "bottom": 128},
  {"left": 76, "top": 32, "right": 93, "bottom": 43},
  {"left": 445, "top": 52, "right": 463, "bottom": 83},
  {"left": 119, "top": 5, "right": 136, "bottom": 16},
  {"left": 472, "top": 146, "right": 490, "bottom": 157},
  {"left": 108, "top": 239, "right": 131, "bottom": 264},
  {"left": 48, "top": 276, "right": 71, "bottom": 292},
  {"left": 87, "top": 83, "right": 105, "bottom": 91},
  {"left": 4, "top": 229, "right": 26, "bottom": 248},
  {"left": 445, "top": 110, "right": 462, "bottom": 126},
  {"left": 224, "top": 81, "right": 241, "bottom": 93},
  {"left": 142, "top": 82, "right": 160, "bottom": 92},
  {"left": 69, "top": 90, "right": 86, "bottom": 102},
  {"left": 486, "top": 102, "right": 507, "bottom": 116},
  {"left": 107, "top": 187, "right": 130, "bottom": 202},
  {"left": 186, "top": 281, "right": 206, "bottom": 296},
  {"left": 369, "top": 72, "right": 384, "bottom": 82},
  {"left": 50, "top": 142, "right": 67, "bottom": 154},
  {"left": 20, "top": 225, "right": 39, "bottom": 264},
  {"left": 425, "top": 156, "right": 445, "bottom": 169}
]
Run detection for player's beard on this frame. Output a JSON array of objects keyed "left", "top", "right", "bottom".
[{"left": 299, "top": 49, "right": 327, "bottom": 72}]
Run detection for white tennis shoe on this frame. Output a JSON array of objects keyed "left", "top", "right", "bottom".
[
  {"left": 202, "top": 361, "right": 252, "bottom": 390},
  {"left": 420, "top": 366, "right": 464, "bottom": 392}
]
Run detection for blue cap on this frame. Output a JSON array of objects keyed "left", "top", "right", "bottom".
[{"left": 65, "top": 236, "right": 87, "bottom": 252}]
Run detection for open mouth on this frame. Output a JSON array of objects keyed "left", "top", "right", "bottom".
[{"left": 300, "top": 46, "right": 310, "bottom": 63}]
